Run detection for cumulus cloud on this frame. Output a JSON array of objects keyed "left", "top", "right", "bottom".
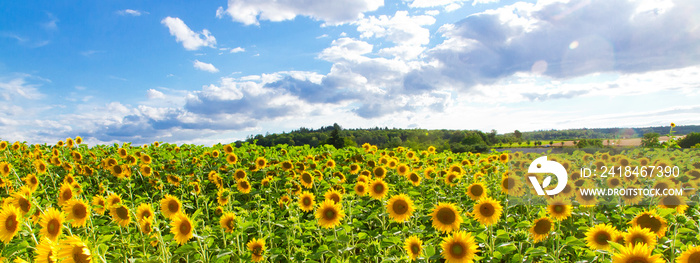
[
  {"left": 403, "top": 0, "right": 700, "bottom": 93},
  {"left": 146, "top": 89, "right": 165, "bottom": 99},
  {"left": 161, "top": 17, "right": 216, "bottom": 50},
  {"left": 215, "top": 0, "right": 383, "bottom": 25},
  {"left": 0, "top": 74, "right": 45, "bottom": 101},
  {"left": 193, "top": 60, "right": 219, "bottom": 73},
  {"left": 230, "top": 47, "right": 245, "bottom": 53}
]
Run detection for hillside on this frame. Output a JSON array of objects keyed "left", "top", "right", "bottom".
[{"left": 237, "top": 124, "right": 700, "bottom": 152}]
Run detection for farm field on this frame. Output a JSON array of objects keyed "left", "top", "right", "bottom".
[{"left": 0, "top": 139, "right": 699, "bottom": 262}]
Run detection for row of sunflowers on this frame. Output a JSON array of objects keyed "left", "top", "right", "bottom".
[{"left": 0, "top": 139, "right": 698, "bottom": 262}]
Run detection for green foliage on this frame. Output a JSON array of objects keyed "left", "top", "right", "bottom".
[
  {"left": 641, "top": 132, "right": 661, "bottom": 148},
  {"left": 678, "top": 132, "right": 700, "bottom": 148}
]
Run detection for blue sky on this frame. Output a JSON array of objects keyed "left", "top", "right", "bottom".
[{"left": 1, "top": 0, "right": 699, "bottom": 145}]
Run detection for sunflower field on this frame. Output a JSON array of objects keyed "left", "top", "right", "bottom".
[{"left": 0, "top": 138, "right": 699, "bottom": 262}]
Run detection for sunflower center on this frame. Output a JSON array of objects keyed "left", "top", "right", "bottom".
[
  {"left": 5, "top": 214, "right": 17, "bottom": 232},
  {"left": 62, "top": 190, "right": 73, "bottom": 201},
  {"left": 410, "top": 173, "right": 419, "bottom": 182},
  {"left": 534, "top": 219, "right": 551, "bottom": 234},
  {"left": 303, "top": 197, "right": 311, "bottom": 206},
  {"left": 553, "top": 205, "right": 564, "bottom": 213},
  {"left": 142, "top": 211, "right": 152, "bottom": 219},
  {"left": 73, "top": 204, "right": 87, "bottom": 218},
  {"left": 179, "top": 220, "right": 192, "bottom": 234},
  {"left": 688, "top": 252, "right": 700, "bottom": 263},
  {"left": 356, "top": 185, "right": 365, "bottom": 193},
  {"left": 373, "top": 183, "right": 384, "bottom": 194},
  {"left": 480, "top": 203, "right": 495, "bottom": 217},
  {"left": 632, "top": 236, "right": 645, "bottom": 245},
  {"left": 72, "top": 245, "right": 90, "bottom": 263},
  {"left": 19, "top": 198, "right": 31, "bottom": 213},
  {"left": 636, "top": 215, "right": 661, "bottom": 233},
  {"left": 450, "top": 243, "right": 465, "bottom": 257},
  {"left": 252, "top": 245, "right": 262, "bottom": 256},
  {"left": 241, "top": 181, "right": 250, "bottom": 189},
  {"left": 392, "top": 200, "right": 409, "bottom": 215},
  {"left": 503, "top": 178, "right": 515, "bottom": 189},
  {"left": 330, "top": 194, "right": 340, "bottom": 204},
  {"left": 302, "top": 173, "right": 312, "bottom": 184},
  {"left": 595, "top": 232, "right": 610, "bottom": 245},
  {"left": 226, "top": 219, "right": 234, "bottom": 229},
  {"left": 31, "top": 177, "right": 38, "bottom": 184},
  {"left": 324, "top": 209, "right": 336, "bottom": 220},
  {"left": 661, "top": 196, "right": 680, "bottom": 208},
  {"left": 48, "top": 219, "right": 60, "bottom": 235},
  {"left": 168, "top": 201, "right": 179, "bottom": 213},
  {"left": 437, "top": 207, "right": 456, "bottom": 225},
  {"left": 410, "top": 243, "right": 420, "bottom": 254},
  {"left": 471, "top": 185, "right": 483, "bottom": 196},
  {"left": 116, "top": 206, "right": 129, "bottom": 219}
]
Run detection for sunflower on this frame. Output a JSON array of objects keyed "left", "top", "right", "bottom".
[
  {"left": 247, "top": 238, "right": 266, "bottom": 262},
  {"left": 658, "top": 195, "right": 688, "bottom": 213},
  {"left": 34, "top": 237, "right": 57, "bottom": 263},
  {"left": 220, "top": 212, "right": 236, "bottom": 233},
  {"left": 396, "top": 163, "right": 410, "bottom": 177},
  {"left": 612, "top": 243, "right": 664, "bottom": 263},
  {"left": 40, "top": 207, "right": 64, "bottom": 242},
  {"left": 386, "top": 194, "right": 415, "bottom": 223},
  {"left": 585, "top": 224, "right": 617, "bottom": 251},
  {"left": 139, "top": 217, "right": 153, "bottom": 235},
  {"left": 57, "top": 236, "right": 92, "bottom": 263},
  {"left": 619, "top": 186, "right": 642, "bottom": 205},
  {"left": 677, "top": 246, "right": 700, "bottom": 263},
  {"left": 226, "top": 153, "right": 238, "bottom": 164},
  {"left": 624, "top": 226, "right": 657, "bottom": 248},
  {"left": 444, "top": 172, "right": 461, "bottom": 186},
  {"left": 431, "top": 202, "right": 463, "bottom": 233},
  {"left": 106, "top": 193, "right": 122, "bottom": 208},
  {"left": 529, "top": 217, "right": 552, "bottom": 242},
  {"left": 63, "top": 199, "right": 90, "bottom": 227},
  {"left": 110, "top": 204, "right": 131, "bottom": 227},
  {"left": 324, "top": 189, "right": 343, "bottom": 204},
  {"left": 160, "top": 195, "right": 182, "bottom": 219},
  {"left": 373, "top": 166, "right": 387, "bottom": 179},
  {"left": 440, "top": 231, "right": 479, "bottom": 263},
  {"left": 466, "top": 183, "right": 487, "bottom": 201},
  {"left": 423, "top": 166, "right": 436, "bottom": 179},
  {"left": 91, "top": 196, "right": 106, "bottom": 215},
  {"left": 354, "top": 182, "right": 368, "bottom": 196},
  {"left": 217, "top": 189, "right": 230, "bottom": 206},
  {"left": 407, "top": 172, "right": 421, "bottom": 186},
  {"left": 35, "top": 161, "right": 48, "bottom": 174},
  {"left": 315, "top": 199, "right": 345, "bottom": 229},
  {"left": 139, "top": 165, "right": 153, "bottom": 177},
  {"left": 237, "top": 179, "right": 252, "bottom": 194},
  {"left": 501, "top": 174, "right": 523, "bottom": 196},
  {"left": 299, "top": 172, "right": 314, "bottom": 188},
  {"left": 630, "top": 210, "right": 668, "bottom": 238},
  {"left": 0, "top": 205, "right": 22, "bottom": 244},
  {"left": 404, "top": 235, "right": 423, "bottom": 261},
  {"left": 472, "top": 197, "right": 502, "bottom": 226},
  {"left": 254, "top": 157, "right": 267, "bottom": 170},
  {"left": 368, "top": 179, "right": 389, "bottom": 200},
  {"left": 136, "top": 203, "right": 154, "bottom": 222},
  {"left": 234, "top": 169, "right": 247, "bottom": 180},
  {"left": 0, "top": 162, "right": 11, "bottom": 177},
  {"left": 12, "top": 191, "right": 32, "bottom": 215},
  {"left": 171, "top": 213, "right": 194, "bottom": 245},
  {"left": 298, "top": 191, "right": 315, "bottom": 212},
  {"left": 24, "top": 174, "right": 39, "bottom": 192},
  {"left": 547, "top": 197, "right": 572, "bottom": 221},
  {"left": 278, "top": 195, "right": 291, "bottom": 209},
  {"left": 57, "top": 183, "right": 74, "bottom": 206}
]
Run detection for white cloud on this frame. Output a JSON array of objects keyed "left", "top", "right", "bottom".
[
  {"left": 318, "top": 38, "right": 374, "bottom": 62},
  {"left": 471, "top": 0, "right": 499, "bottom": 6},
  {"left": 146, "top": 89, "right": 166, "bottom": 99},
  {"left": 117, "top": 9, "right": 147, "bottom": 16},
  {"left": 161, "top": 17, "right": 216, "bottom": 50},
  {"left": 425, "top": 10, "right": 440, "bottom": 16},
  {"left": 193, "top": 60, "right": 219, "bottom": 73},
  {"left": 216, "top": 0, "right": 383, "bottom": 25},
  {"left": 230, "top": 47, "right": 245, "bottom": 53},
  {"left": 354, "top": 11, "right": 435, "bottom": 59},
  {"left": 0, "top": 75, "right": 45, "bottom": 100}
]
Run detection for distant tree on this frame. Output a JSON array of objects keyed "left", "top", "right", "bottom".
[
  {"left": 641, "top": 133, "right": 661, "bottom": 148},
  {"left": 678, "top": 132, "right": 700, "bottom": 148},
  {"left": 549, "top": 141, "right": 554, "bottom": 146},
  {"left": 514, "top": 130, "right": 522, "bottom": 140},
  {"left": 326, "top": 123, "right": 346, "bottom": 149}
]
